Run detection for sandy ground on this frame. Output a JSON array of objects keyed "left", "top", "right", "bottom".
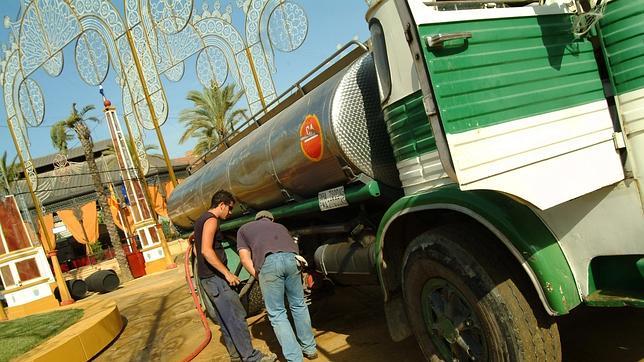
[{"left": 86, "top": 265, "right": 643, "bottom": 362}]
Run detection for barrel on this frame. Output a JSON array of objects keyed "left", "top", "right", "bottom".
[
  {"left": 85, "top": 270, "right": 120, "bottom": 293},
  {"left": 54, "top": 279, "right": 88, "bottom": 301}
]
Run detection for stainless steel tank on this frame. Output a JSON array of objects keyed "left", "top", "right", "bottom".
[{"left": 168, "top": 53, "right": 399, "bottom": 229}]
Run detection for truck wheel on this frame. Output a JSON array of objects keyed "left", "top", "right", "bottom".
[
  {"left": 242, "top": 280, "right": 264, "bottom": 316},
  {"left": 402, "top": 225, "right": 561, "bottom": 361}
]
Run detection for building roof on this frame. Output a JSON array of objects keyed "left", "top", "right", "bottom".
[
  {"left": 30, "top": 139, "right": 114, "bottom": 171},
  {"left": 12, "top": 140, "right": 192, "bottom": 213}
]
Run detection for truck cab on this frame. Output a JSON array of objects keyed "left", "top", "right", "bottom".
[
  {"left": 170, "top": 1, "right": 644, "bottom": 360},
  {"left": 368, "top": 0, "right": 644, "bottom": 360}
]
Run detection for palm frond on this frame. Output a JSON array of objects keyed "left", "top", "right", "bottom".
[
  {"left": 50, "top": 122, "right": 72, "bottom": 152},
  {"left": 0, "top": 151, "right": 19, "bottom": 188},
  {"left": 178, "top": 81, "right": 246, "bottom": 154},
  {"left": 51, "top": 103, "right": 100, "bottom": 152},
  {"left": 79, "top": 104, "right": 95, "bottom": 116}
]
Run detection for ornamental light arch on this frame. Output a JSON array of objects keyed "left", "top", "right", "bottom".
[
  {"left": 1, "top": 0, "right": 308, "bottom": 211},
  {"left": 0, "top": 0, "right": 309, "bottom": 310}
]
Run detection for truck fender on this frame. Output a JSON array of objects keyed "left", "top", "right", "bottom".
[{"left": 375, "top": 185, "right": 581, "bottom": 316}]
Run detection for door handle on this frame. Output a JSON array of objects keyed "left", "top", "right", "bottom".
[{"left": 426, "top": 32, "right": 472, "bottom": 48}]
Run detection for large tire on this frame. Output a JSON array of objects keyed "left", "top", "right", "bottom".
[
  {"left": 241, "top": 280, "right": 264, "bottom": 316},
  {"left": 402, "top": 224, "right": 561, "bottom": 361}
]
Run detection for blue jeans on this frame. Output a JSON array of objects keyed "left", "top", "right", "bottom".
[
  {"left": 259, "top": 253, "right": 317, "bottom": 362},
  {"left": 201, "top": 275, "right": 263, "bottom": 362},
  {"left": 200, "top": 278, "right": 240, "bottom": 360}
]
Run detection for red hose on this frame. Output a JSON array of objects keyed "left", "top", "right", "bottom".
[{"left": 182, "top": 235, "right": 212, "bottom": 362}]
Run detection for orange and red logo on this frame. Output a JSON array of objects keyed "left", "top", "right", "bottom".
[{"left": 299, "top": 114, "right": 323, "bottom": 162}]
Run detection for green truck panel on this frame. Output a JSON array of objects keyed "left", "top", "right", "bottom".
[
  {"left": 585, "top": 255, "right": 644, "bottom": 307},
  {"left": 598, "top": 0, "right": 644, "bottom": 95},
  {"left": 383, "top": 91, "right": 437, "bottom": 163},
  {"left": 419, "top": 14, "right": 605, "bottom": 134},
  {"left": 376, "top": 185, "right": 581, "bottom": 315}
]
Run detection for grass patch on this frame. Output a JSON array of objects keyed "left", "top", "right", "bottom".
[{"left": 0, "top": 308, "right": 83, "bottom": 362}]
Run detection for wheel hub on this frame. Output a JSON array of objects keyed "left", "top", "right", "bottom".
[
  {"left": 435, "top": 314, "right": 458, "bottom": 343},
  {"left": 421, "top": 278, "right": 486, "bottom": 361}
]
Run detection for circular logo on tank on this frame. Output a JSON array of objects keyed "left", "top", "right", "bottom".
[{"left": 299, "top": 114, "right": 323, "bottom": 162}]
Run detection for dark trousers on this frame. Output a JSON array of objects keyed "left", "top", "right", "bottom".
[{"left": 201, "top": 275, "right": 262, "bottom": 362}]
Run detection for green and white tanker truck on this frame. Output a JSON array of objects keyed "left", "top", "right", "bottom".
[{"left": 168, "top": 0, "right": 644, "bottom": 360}]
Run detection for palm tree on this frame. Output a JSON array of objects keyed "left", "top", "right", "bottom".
[
  {"left": 0, "top": 151, "right": 19, "bottom": 195},
  {"left": 50, "top": 103, "right": 133, "bottom": 282},
  {"left": 178, "top": 82, "right": 245, "bottom": 157}
]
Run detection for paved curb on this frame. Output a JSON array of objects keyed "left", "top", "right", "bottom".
[{"left": 19, "top": 301, "right": 124, "bottom": 362}]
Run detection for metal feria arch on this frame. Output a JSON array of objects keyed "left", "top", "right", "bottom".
[
  {"left": 1, "top": 0, "right": 307, "bottom": 205},
  {"left": 0, "top": 0, "right": 307, "bottom": 309}
]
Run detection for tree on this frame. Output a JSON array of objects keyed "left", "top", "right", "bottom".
[
  {"left": 50, "top": 103, "right": 134, "bottom": 282},
  {"left": 0, "top": 151, "right": 19, "bottom": 195},
  {"left": 178, "top": 82, "right": 245, "bottom": 157}
]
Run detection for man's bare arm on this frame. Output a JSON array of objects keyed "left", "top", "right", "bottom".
[
  {"left": 202, "top": 218, "right": 240, "bottom": 285},
  {"left": 238, "top": 248, "right": 257, "bottom": 278}
]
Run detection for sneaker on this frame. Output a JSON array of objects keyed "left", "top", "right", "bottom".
[
  {"left": 304, "top": 352, "right": 318, "bottom": 360},
  {"left": 260, "top": 352, "right": 278, "bottom": 362}
]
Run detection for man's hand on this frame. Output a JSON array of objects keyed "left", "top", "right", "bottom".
[{"left": 225, "top": 272, "right": 241, "bottom": 286}]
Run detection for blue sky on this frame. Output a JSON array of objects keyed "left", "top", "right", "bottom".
[{"left": 0, "top": 0, "right": 370, "bottom": 162}]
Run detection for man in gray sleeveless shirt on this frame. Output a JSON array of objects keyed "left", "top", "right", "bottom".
[
  {"left": 194, "top": 191, "right": 276, "bottom": 362},
  {"left": 237, "top": 211, "right": 318, "bottom": 362}
]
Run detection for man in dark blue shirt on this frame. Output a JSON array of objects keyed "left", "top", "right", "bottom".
[
  {"left": 194, "top": 191, "right": 276, "bottom": 362},
  {"left": 237, "top": 210, "right": 317, "bottom": 362}
]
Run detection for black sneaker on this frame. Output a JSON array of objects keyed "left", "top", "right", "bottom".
[{"left": 304, "top": 352, "right": 318, "bottom": 360}]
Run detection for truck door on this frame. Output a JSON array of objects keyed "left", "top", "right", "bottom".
[{"left": 396, "top": 0, "right": 624, "bottom": 210}]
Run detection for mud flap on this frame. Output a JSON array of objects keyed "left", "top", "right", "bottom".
[{"left": 384, "top": 295, "right": 412, "bottom": 341}]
